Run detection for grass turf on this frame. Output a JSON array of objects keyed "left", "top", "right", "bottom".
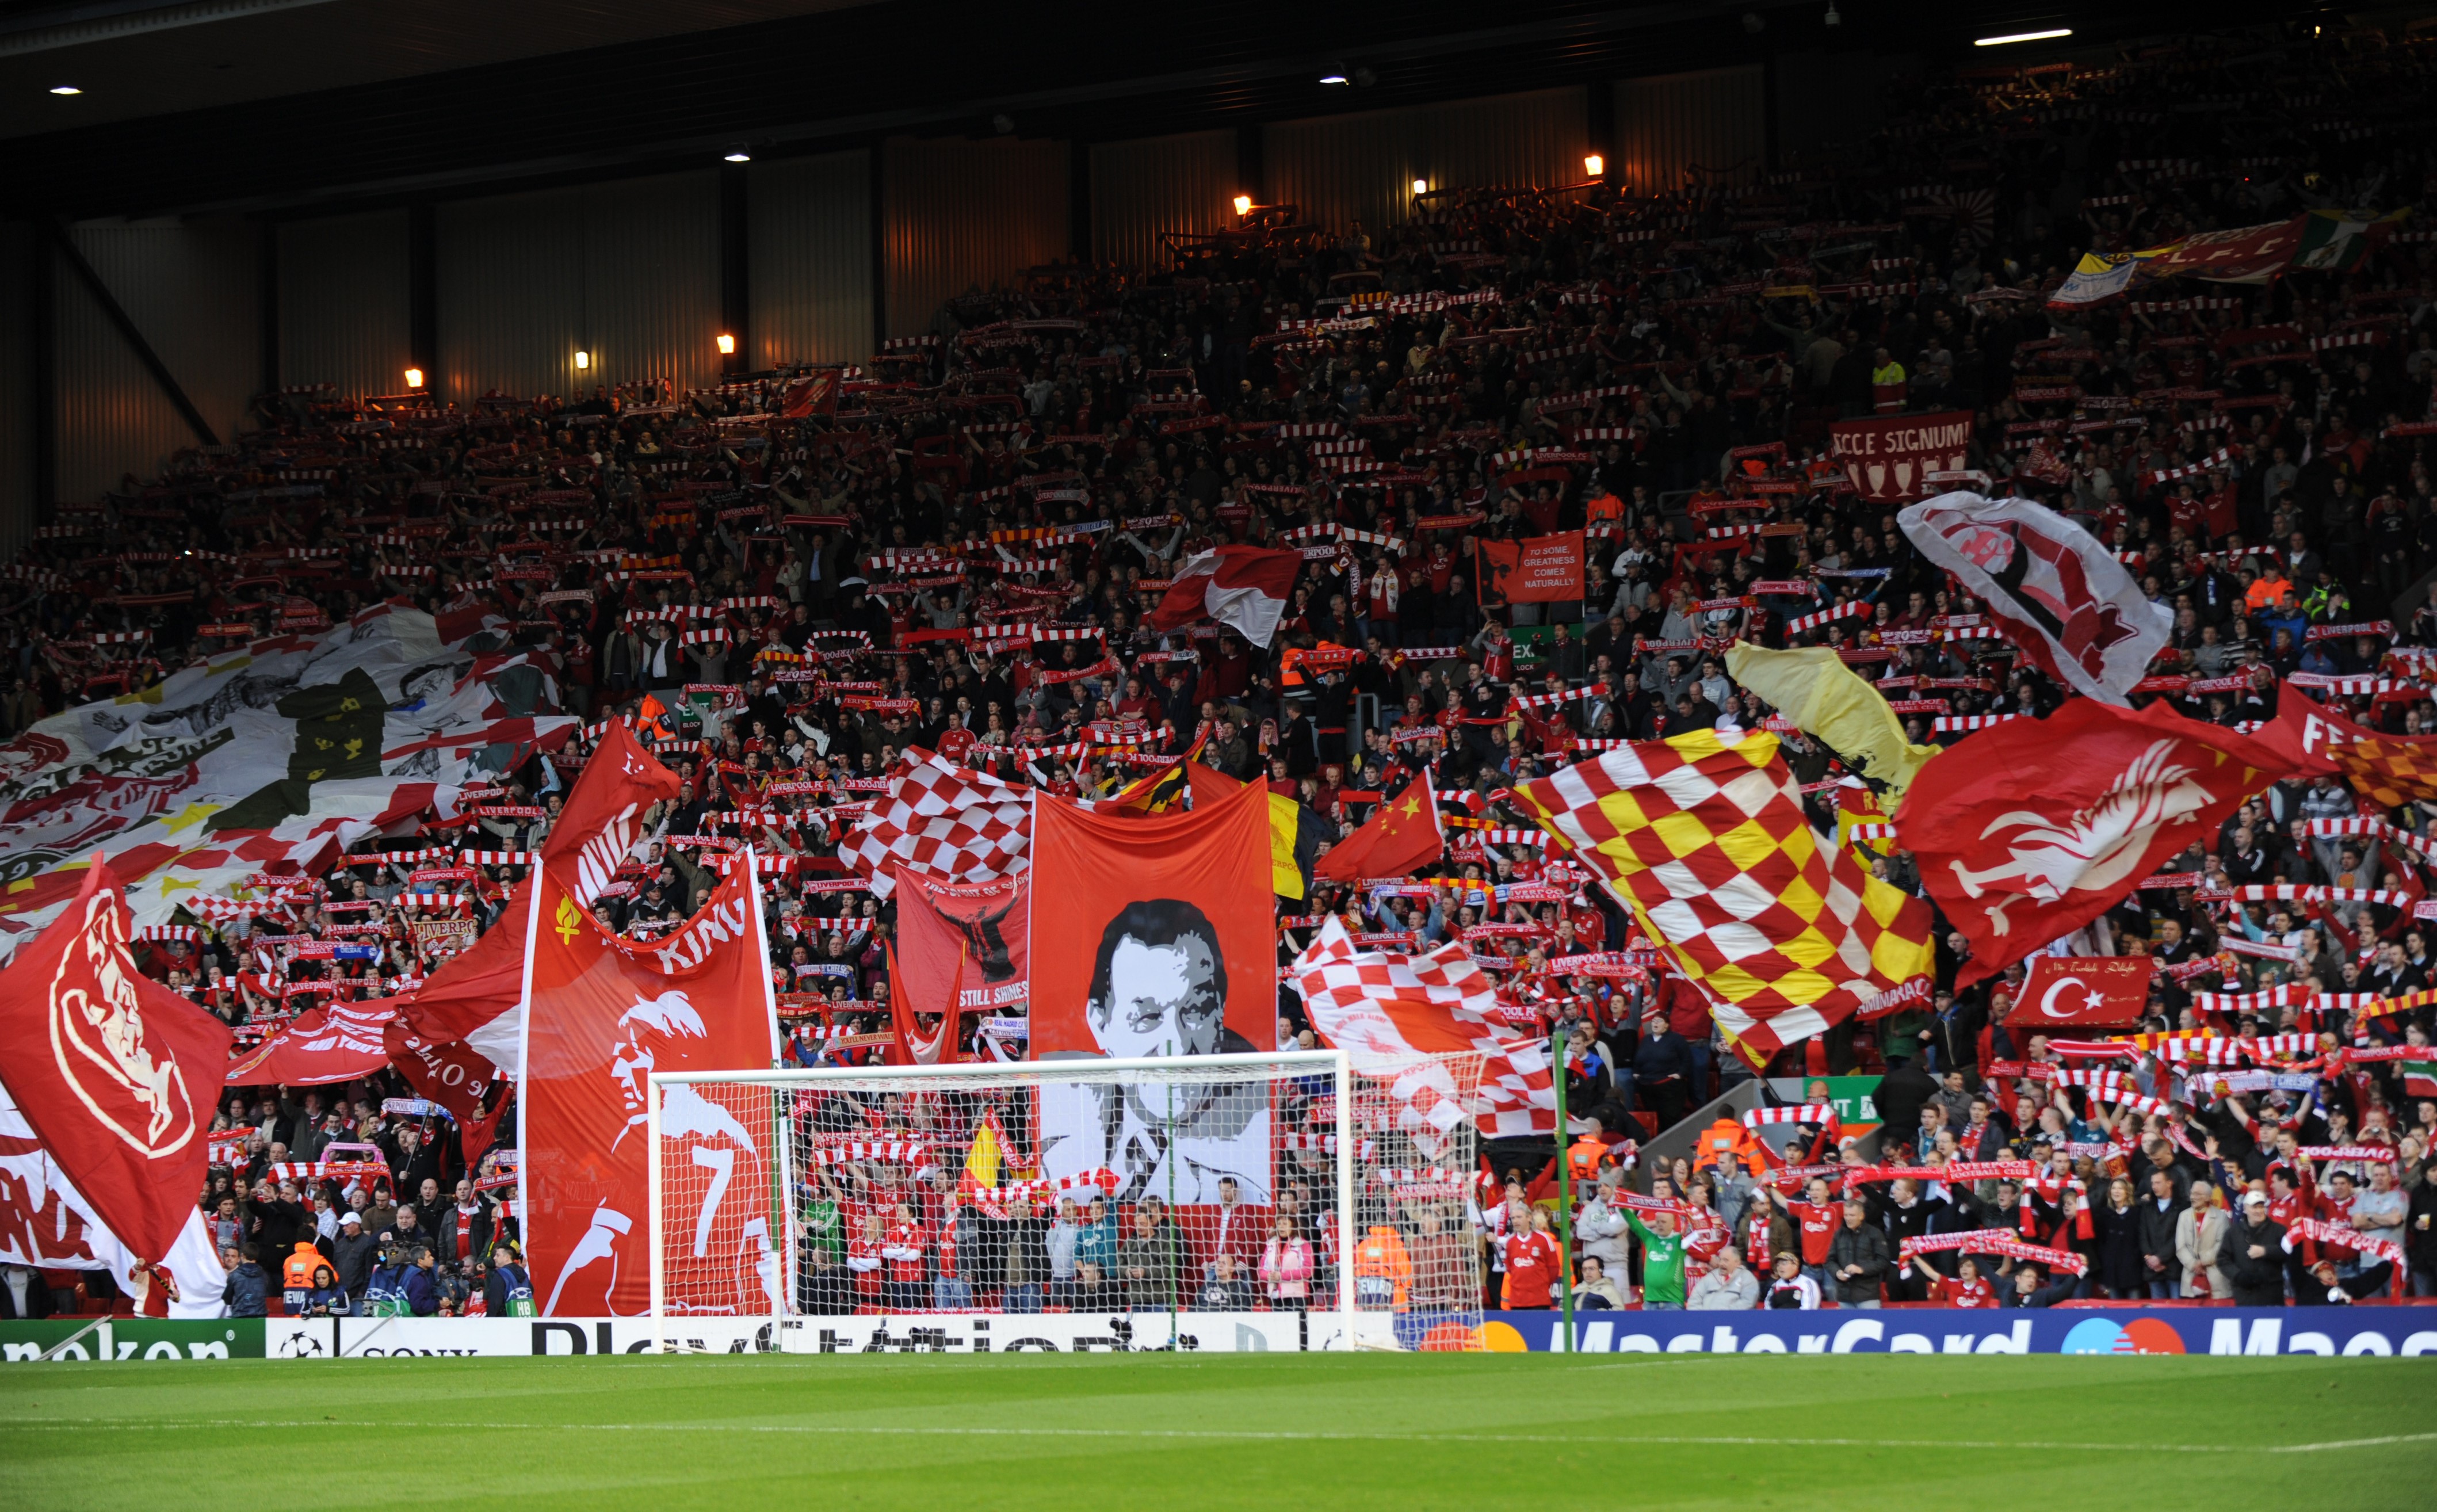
[{"left": 4, "top": 1354, "right": 2434, "bottom": 1510}]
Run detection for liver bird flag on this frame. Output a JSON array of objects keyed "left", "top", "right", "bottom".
[{"left": 1895, "top": 700, "right": 2289, "bottom": 987}]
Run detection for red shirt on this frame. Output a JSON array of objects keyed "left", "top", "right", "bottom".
[
  {"left": 1501, "top": 1231, "right": 1560, "bottom": 1308},
  {"left": 1930, "top": 1274, "right": 1997, "bottom": 1308},
  {"left": 884, "top": 1221, "right": 929, "bottom": 1282},
  {"left": 1787, "top": 1200, "right": 1839, "bottom": 1265},
  {"left": 846, "top": 1235, "right": 885, "bottom": 1297}
]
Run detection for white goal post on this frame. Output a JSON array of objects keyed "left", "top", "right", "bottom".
[{"left": 647, "top": 1048, "right": 1488, "bottom": 1353}]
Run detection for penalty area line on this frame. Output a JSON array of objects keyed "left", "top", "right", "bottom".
[{"left": 12, "top": 1420, "right": 2437, "bottom": 1454}]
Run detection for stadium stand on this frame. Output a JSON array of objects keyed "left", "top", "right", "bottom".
[{"left": 9, "top": 24, "right": 2437, "bottom": 1326}]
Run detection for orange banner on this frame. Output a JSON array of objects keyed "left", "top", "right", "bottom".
[{"left": 1027, "top": 776, "right": 1277, "bottom": 1059}]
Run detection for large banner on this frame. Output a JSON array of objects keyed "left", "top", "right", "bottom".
[
  {"left": 523, "top": 854, "right": 782, "bottom": 1318},
  {"left": 1029, "top": 779, "right": 1277, "bottom": 1205},
  {"left": 893, "top": 868, "right": 1030, "bottom": 1014},
  {"left": 0, "top": 601, "right": 572, "bottom": 961},
  {"left": 1828, "top": 410, "right": 1972, "bottom": 503},
  {"left": 1029, "top": 778, "right": 1275, "bottom": 1059}
]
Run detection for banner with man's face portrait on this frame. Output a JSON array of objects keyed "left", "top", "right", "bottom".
[{"left": 1028, "top": 778, "right": 1278, "bottom": 1060}]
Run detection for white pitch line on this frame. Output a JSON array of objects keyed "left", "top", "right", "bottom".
[{"left": 11, "top": 1419, "right": 2437, "bottom": 1455}]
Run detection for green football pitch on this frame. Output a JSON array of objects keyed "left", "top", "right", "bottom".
[{"left": 5, "top": 1354, "right": 2434, "bottom": 1510}]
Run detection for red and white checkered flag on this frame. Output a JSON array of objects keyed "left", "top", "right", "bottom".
[
  {"left": 1291, "top": 917, "right": 1555, "bottom": 1143},
  {"left": 838, "top": 747, "right": 1033, "bottom": 897}
]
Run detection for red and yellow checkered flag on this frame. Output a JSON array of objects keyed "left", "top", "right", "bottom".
[{"left": 1512, "top": 730, "right": 1935, "bottom": 1055}]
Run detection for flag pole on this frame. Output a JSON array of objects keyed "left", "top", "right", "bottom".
[
  {"left": 514, "top": 852, "right": 544, "bottom": 1319},
  {"left": 1551, "top": 1025, "right": 1574, "bottom": 1354}
]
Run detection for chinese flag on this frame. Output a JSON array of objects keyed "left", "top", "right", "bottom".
[
  {"left": 1313, "top": 772, "right": 1445, "bottom": 884},
  {"left": 2006, "top": 956, "right": 2153, "bottom": 1028}
]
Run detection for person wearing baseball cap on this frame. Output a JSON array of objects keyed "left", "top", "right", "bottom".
[
  {"left": 331, "top": 1209, "right": 377, "bottom": 1307},
  {"left": 2225, "top": 1190, "right": 2287, "bottom": 1307}
]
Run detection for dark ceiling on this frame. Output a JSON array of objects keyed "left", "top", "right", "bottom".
[{"left": 0, "top": 0, "right": 2383, "bottom": 221}]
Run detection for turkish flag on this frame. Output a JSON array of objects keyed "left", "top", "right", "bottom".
[
  {"left": 2006, "top": 957, "right": 2153, "bottom": 1028},
  {"left": 1894, "top": 700, "right": 2290, "bottom": 988},
  {"left": 1314, "top": 772, "right": 1445, "bottom": 884},
  {"left": 1028, "top": 775, "right": 1277, "bottom": 1057},
  {"left": 522, "top": 850, "right": 782, "bottom": 1317},
  {"left": 0, "top": 858, "right": 231, "bottom": 1266}
]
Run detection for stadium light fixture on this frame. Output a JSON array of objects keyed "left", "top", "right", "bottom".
[
  {"left": 716, "top": 334, "right": 736, "bottom": 354},
  {"left": 723, "top": 149, "right": 751, "bottom": 163},
  {"left": 1584, "top": 153, "right": 1603, "bottom": 177},
  {"left": 1974, "top": 28, "right": 2072, "bottom": 45},
  {"left": 574, "top": 350, "right": 591, "bottom": 371},
  {"left": 1319, "top": 72, "right": 1349, "bottom": 85},
  {"left": 50, "top": 85, "right": 81, "bottom": 95},
  {"left": 1412, "top": 177, "right": 1428, "bottom": 194},
  {"left": 1232, "top": 194, "right": 1252, "bottom": 216},
  {"left": 403, "top": 366, "right": 424, "bottom": 389}
]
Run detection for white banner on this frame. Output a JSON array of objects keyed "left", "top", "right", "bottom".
[{"left": 272, "top": 1311, "right": 1326, "bottom": 1358}]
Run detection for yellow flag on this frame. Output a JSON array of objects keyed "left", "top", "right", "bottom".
[
  {"left": 1723, "top": 642, "right": 1941, "bottom": 800},
  {"left": 964, "top": 1110, "right": 1004, "bottom": 1192}
]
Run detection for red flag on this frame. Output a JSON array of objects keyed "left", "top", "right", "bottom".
[
  {"left": 396, "top": 720, "right": 681, "bottom": 1077},
  {"left": 0, "top": 859, "right": 231, "bottom": 1266},
  {"left": 1894, "top": 701, "right": 2289, "bottom": 988},
  {"left": 1146, "top": 544, "right": 1301, "bottom": 648},
  {"left": 1313, "top": 772, "right": 1444, "bottom": 884},
  {"left": 1829, "top": 410, "right": 1973, "bottom": 503},
  {"left": 1028, "top": 776, "right": 1277, "bottom": 1057},
  {"left": 885, "top": 937, "right": 958, "bottom": 1065},
  {"left": 522, "top": 850, "right": 782, "bottom": 1317},
  {"left": 891, "top": 866, "right": 1028, "bottom": 1015},
  {"left": 226, "top": 996, "right": 402, "bottom": 1086},
  {"left": 2254, "top": 690, "right": 2437, "bottom": 807},
  {"left": 2006, "top": 957, "right": 2153, "bottom": 1028},
  {"left": 383, "top": 1019, "right": 509, "bottom": 1166}
]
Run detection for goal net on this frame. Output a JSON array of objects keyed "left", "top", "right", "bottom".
[{"left": 647, "top": 1049, "right": 1487, "bottom": 1352}]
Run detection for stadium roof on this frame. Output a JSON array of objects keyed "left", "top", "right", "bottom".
[{"left": 0, "top": 0, "right": 2378, "bottom": 219}]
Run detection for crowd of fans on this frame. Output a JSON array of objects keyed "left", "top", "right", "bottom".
[{"left": 7, "top": 25, "right": 2437, "bottom": 1322}]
